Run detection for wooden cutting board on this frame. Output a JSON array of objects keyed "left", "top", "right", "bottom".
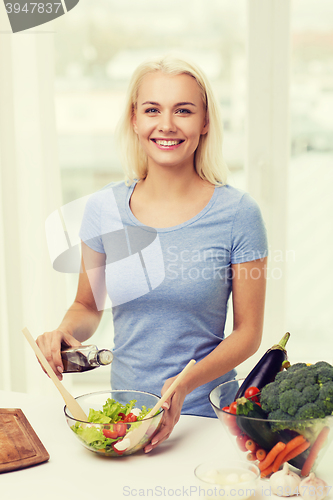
[{"left": 0, "top": 409, "right": 49, "bottom": 473}]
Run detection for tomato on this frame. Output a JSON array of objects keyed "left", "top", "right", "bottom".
[
  {"left": 221, "top": 405, "right": 241, "bottom": 435},
  {"left": 229, "top": 402, "right": 238, "bottom": 414},
  {"left": 114, "top": 423, "right": 127, "bottom": 437},
  {"left": 118, "top": 412, "right": 126, "bottom": 421},
  {"left": 244, "top": 386, "right": 260, "bottom": 402},
  {"left": 221, "top": 408, "right": 234, "bottom": 425},
  {"left": 112, "top": 442, "right": 125, "bottom": 455},
  {"left": 103, "top": 427, "right": 118, "bottom": 439},
  {"left": 236, "top": 433, "right": 249, "bottom": 452},
  {"left": 124, "top": 413, "right": 137, "bottom": 423},
  {"left": 228, "top": 418, "right": 242, "bottom": 436}
]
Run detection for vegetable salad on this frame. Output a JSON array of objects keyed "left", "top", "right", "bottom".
[{"left": 71, "top": 398, "right": 151, "bottom": 454}]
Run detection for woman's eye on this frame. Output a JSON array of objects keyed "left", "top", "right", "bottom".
[
  {"left": 145, "top": 108, "right": 158, "bottom": 114},
  {"left": 176, "top": 108, "right": 191, "bottom": 114}
]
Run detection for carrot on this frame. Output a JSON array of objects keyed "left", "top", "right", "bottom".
[
  {"left": 258, "top": 441, "right": 286, "bottom": 471},
  {"left": 256, "top": 448, "right": 267, "bottom": 461},
  {"left": 245, "top": 439, "right": 257, "bottom": 452},
  {"left": 260, "top": 464, "right": 274, "bottom": 478},
  {"left": 301, "top": 426, "right": 330, "bottom": 477},
  {"left": 284, "top": 440, "right": 310, "bottom": 462},
  {"left": 246, "top": 452, "right": 257, "bottom": 461},
  {"left": 272, "top": 435, "right": 306, "bottom": 472}
]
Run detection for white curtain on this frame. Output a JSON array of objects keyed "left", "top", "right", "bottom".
[{"left": 0, "top": 11, "right": 68, "bottom": 394}]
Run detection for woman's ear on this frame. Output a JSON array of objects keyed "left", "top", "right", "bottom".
[{"left": 201, "top": 114, "right": 209, "bottom": 135}]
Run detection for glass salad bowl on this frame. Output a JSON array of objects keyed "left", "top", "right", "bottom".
[
  {"left": 209, "top": 379, "right": 333, "bottom": 478},
  {"left": 64, "top": 390, "right": 163, "bottom": 457}
]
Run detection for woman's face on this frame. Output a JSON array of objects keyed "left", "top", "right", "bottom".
[{"left": 132, "top": 71, "right": 209, "bottom": 173}]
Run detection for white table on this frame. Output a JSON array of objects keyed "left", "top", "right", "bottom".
[{"left": 1, "top": 391, "right": 333, "bottom": 499}]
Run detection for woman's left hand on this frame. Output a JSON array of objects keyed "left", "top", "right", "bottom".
[{"left": 143, "top": 376, "right": 187, "bottom": 453}]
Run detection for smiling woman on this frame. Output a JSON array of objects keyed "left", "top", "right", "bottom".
[{"left": 36, "top": 53, "right": 268, "bottom": 456}]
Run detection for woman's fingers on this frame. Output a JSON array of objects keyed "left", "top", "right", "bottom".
[
  {"left": 144, "top": 387, "right": 185, "bottom": 453},
  {"left": 36, "top": 330, "right": 81, "bottom": 380}
]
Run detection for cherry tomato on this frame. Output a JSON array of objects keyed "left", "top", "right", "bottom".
[
  {"left": 118, "top": 412, "right": 126, "bottom": 421},
  {"left": 221, "top": 406, "right": 241, "bottom": 435},
  {"left": 114, "top": 423, "right": 127, "bottom": 437},
  {"left": 236, "top": 433, "right": 249, "bottom": 452},
  {"left": 228, "top": 419, "right": 242, "bottom": 436},
  {"left": 112, "top": 442, "right": 125, "bottom": 455},
  {"left": 103, "top": 427, "right": 118, "bottom": 439},
  {"left": 124, "top": 413, "right": 137, "bottom": 423},
  {"left": 244, "top": 386, "right": 260, "bottom": 402},
  {"left": 221, "top": 406, "right": 233, "bottom": 425},
  {"left": 229, "top": 402, "right": 238, "bottom": 414}
]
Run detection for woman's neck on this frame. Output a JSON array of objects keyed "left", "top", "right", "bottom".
[{"left": 139, "top": 165, "right": 207, "bottom": 202}]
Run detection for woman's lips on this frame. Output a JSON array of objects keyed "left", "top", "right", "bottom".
[{"left": 151, "top": 139, "right": 184, "bottom": 150}]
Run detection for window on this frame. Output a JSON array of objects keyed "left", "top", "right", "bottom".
[{"left": 286, "top": 0, "right": 333, "bottom": 363}]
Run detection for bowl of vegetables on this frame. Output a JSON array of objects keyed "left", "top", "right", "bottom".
[
  {"left": 64, "top": 390, "right": 163, "bottom": 457},
  {"left": 209, "top": 363, "right": 333, "bottom": 479}
]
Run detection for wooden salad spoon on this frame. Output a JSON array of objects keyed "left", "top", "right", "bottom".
[{"left": 22, "top": 327, "right": 88, "bottom": 421}]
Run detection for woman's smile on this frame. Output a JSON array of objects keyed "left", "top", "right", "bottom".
[{"left": 151, "top": 138, "right": 185, "bottom": 150}]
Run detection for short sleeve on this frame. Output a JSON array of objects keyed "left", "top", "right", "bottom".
[
  {"left": 230, "top": 193, "right": 268, "bottom": 264},
  {"left": 79, "top": 192, "right": 105, "bottom": 253}
]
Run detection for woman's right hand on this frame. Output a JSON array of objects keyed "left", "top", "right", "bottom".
[{"left": 36, "top": 329, "right": 82, "bottom": 380}]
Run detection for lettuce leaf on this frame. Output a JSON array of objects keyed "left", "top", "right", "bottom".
[{"left": 87, "top": 409, "right": 111, "bottom": 423}]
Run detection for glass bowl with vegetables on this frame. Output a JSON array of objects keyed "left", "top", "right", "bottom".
[
  {"left": 64, "top": 390, "right": 163, "bottom": 457},
  {"left": 209, "top": 362, "right": 333, "bottom": 479}
]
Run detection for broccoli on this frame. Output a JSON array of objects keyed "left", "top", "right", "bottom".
[
  {"left": 260, "top": 361, "right": 333, "bottom": 423},
  {"left": 295, "top": 403, "right": 326, "bottom": 420},
  {"left": 268, "top": 409, "right": 292, "bottom": 421},
  {"left": 279, "top": 389, "right": 307, "bottom": 416},
  {"left": 318, "top": 383, "right": 333, "bottom": 412},
  {"left": 316, "top": 362, "right": 333, "bottom": 385},
  {"left": 261, "top": 382, "right": 280, "bottom": 413}
]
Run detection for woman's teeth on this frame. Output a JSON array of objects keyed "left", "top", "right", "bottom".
[{"left": 155, "top": 140, "right": 182, "bottom": 146}]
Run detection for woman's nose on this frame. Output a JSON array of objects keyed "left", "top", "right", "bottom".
[{"left": 158, "top": 113, "right": 177, "bottom": 133}]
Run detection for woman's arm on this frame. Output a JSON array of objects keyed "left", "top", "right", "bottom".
[
  {"left": 36, "top": 242, "right": 107, "bottom": 379},
  {"left": 144, "top": 257, "right": 267, "bottom": 452}
]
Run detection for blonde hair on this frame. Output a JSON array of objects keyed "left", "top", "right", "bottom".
[{"left": 115, "top": 54, "right": 228, "bottom": 186}]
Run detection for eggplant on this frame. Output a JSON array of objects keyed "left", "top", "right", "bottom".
[{"left": 234, "top": 332, "right": 290, "bottom": 400}]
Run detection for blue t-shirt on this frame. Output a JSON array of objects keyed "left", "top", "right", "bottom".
[{"left": 79, "top": 181, "right": 268, "bottom": 417}]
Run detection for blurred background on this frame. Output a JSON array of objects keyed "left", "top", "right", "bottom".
[{"left": 0, "top": 0, "right": 332, "bottom": 397}]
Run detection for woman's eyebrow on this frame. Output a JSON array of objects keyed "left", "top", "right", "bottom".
[{"left": 141, "top": 101, "right": 197, "bottom": 107}]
